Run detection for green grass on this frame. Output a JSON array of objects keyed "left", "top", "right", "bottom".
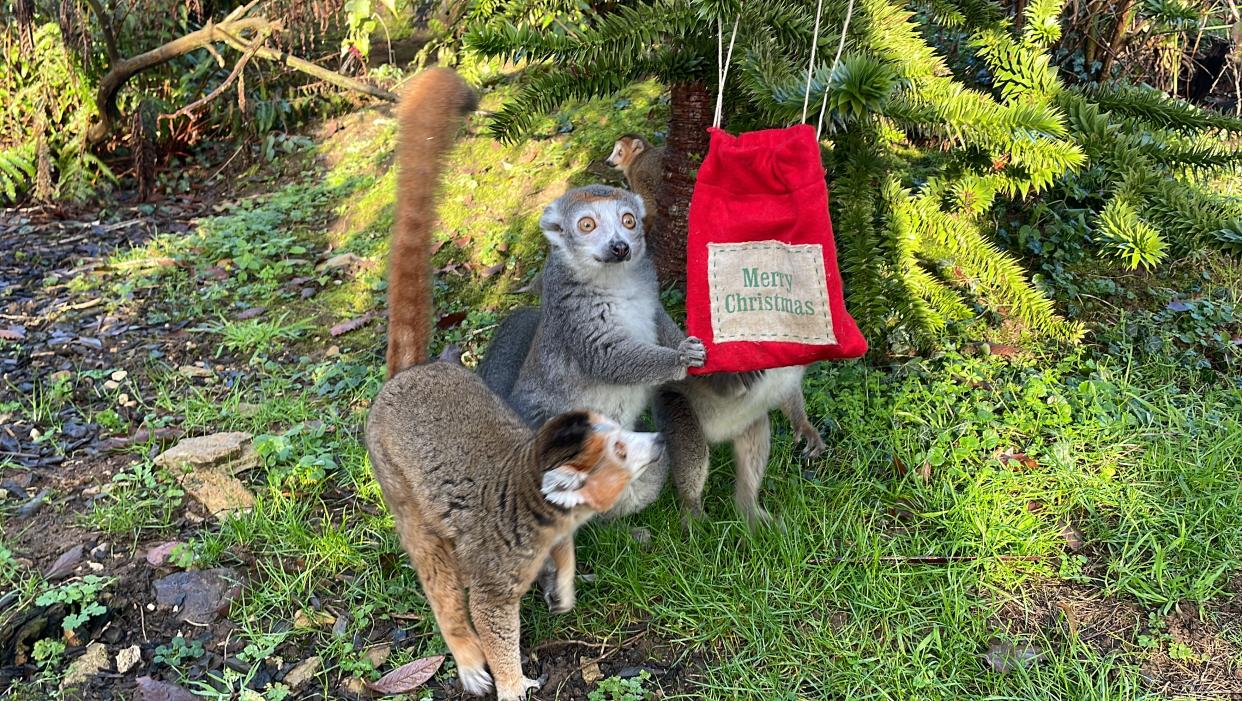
[{"left": 50, "top": 69, "right": 1242, "bottom": 700}]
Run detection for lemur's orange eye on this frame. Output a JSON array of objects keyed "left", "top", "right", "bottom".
[
  {"left": 614, "top": 441, "right": 627, "bottom": 460},
  {"left": 621, "top": 213, "right": 637, "bottom": 229},
  {"left": 577, "top": 217, "right": 597, "bottom": 234}
]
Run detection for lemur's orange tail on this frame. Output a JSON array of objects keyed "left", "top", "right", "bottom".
[{"left": 385, "top": 69, "right": 477, "bottom": 378}]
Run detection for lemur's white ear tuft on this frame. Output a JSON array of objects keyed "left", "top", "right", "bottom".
[
  {"left": 542, "top": 466, "right": 585, "bottom": 508},
  {"left": 632, "top": 193, "right": 647, "bottom": 223},
  {"left": 630, "top": 139, "right": 645, "bottom": 155},
  {"left": 541, "top": 200, "right": 566, "bottom": 234}
]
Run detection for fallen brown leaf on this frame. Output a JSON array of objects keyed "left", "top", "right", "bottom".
[
  {"left": 136, "top": 676, "right": 197, "bottom": 701},
  {"left": 0, "top": 326, "right": 26, "bottom": 341},
  {"left": 436, "top": 311, "right": 468, "bottom": 330},
  {"left": 330, "top": 313, "right": 376, "bottom": 337},
  {"left": 293, "top": 608, "right": 336, "bottom": 630},
  {"left": 892, "top": 456, "right": 908, "bottom": 477},
  {"left": 1060, "top": 522, "right": 1084, "bottom": 551},
  {"left": 480, "top": 262, "right": 505, "bottom": 278},
  {"left": 1056, "top": 601, "right": 1079, "bottom": 637},
  {"left": 235, "top": 307, "right": 266, "bottom": 320},
  {"left": 997, "top": 451, "right": 1038, "bottom": 470},
  {"left": 99, "top": 427, "right": 184, "bottom": 452},
  {"left": 916, "top": 461, "right": 933, "bottom": 483},
  {"left": 365, "top": 655, "right": 444, "bottom": 695},
  {"left": 145, "top": 541, "right": 183, "bottom": 567},
  {"left": 45, "top": 544, "right": 84, "bottom": 580}
]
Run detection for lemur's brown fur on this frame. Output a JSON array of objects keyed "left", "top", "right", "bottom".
[
  {"left": 367, "top": 68, "right": 662, "bottom": 701},
  {"left": 606, "top": 134, "right": 664, "bottom": 229}
]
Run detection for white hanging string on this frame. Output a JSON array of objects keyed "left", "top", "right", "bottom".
[
  {"left": 801, "top": 0, "right": 827, "bottom": 122},
  {"left": 814, "top": 0, "right": 856, "bottom": 139},
  {"left": 713, "top": 15, "right": 740, "bottom": 129}
]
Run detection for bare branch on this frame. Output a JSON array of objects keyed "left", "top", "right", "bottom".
[
  {"left": 217, "top": 33, "right": 398, "bottom": 104},
  {"left": 86, "top": 6, "right": 396, "bottom": 145},
  {"left": 82, "top": 0, "right": 120, "bottom": 65},
  {"left": 162, "top": 29, "right": 269, "bottom": 123}
]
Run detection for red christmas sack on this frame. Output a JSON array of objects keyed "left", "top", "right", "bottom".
[{"left": 685, "top": 123, "right": 867, "bottom": 375}]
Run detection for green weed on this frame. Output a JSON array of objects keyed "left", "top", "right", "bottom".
[
  {"left": 35, "top": 576, "right": 113, "bottom": 633},
  {"left": 589, "top": 671, "right": 653, "bottom": 701}
]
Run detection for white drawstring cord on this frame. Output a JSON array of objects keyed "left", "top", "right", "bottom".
[
  {"left": 801, "top": 0, "right": 826, "bottom": 122},
  {"left": 815, "top": 0, "right": 855, "bottom": 139},
  {"left": 713, "top": 16, "right": 740, "bottom": 129}
]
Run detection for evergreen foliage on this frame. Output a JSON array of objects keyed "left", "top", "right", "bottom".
[{"left": 465, "top": 0, "right": 1239, "bottom": 350}]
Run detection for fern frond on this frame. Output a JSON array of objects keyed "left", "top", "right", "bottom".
[{"left": 0, "top": 143, "right": 37, "bottom": 203}]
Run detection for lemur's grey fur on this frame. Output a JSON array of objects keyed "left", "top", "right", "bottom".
[{"left": 480, "top": 184, "right": 705, "bottom": 517}]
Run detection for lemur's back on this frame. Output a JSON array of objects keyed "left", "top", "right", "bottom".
[{"left": 366, "top": 362, "right": 529, "bottom": 539}]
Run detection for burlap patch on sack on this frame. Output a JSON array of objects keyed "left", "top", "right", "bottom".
[{"left": 707, "top": 241, "right": 836, "bottom": 344}]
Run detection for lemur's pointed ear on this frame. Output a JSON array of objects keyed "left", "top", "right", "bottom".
[
  {"left": 540, "top": 198, "right": 566, "bottom": 246},
  {"left": 541, "top": 466, "right": 586, "bottom": 509},
  {"left": 535, "top": 410, "right": 598, "bottom": 510},
  {"left": 631, "top": 193, "right": 647, "bottom": 224}
]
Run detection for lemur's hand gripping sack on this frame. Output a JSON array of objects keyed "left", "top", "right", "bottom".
[{"left": 685, "top": 124, "right": 867, "bottom": 374}]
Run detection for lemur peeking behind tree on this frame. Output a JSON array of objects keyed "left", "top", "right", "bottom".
[
  {"left": 606, "top": 134, "right": 664, "bottom": 230},
  {"left": 367, "top": 68, "right": 666, "bottom": 701}
]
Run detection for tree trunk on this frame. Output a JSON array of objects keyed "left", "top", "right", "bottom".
[
  {"left": 651, "top": 80, "right": 713, "bottom": 288},
  {"left": 1098, "top": 0, "right": 1136, "bottom": 80}
]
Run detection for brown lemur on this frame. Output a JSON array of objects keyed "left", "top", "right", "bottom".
[
  {"left": 491, "top": 183, "right": 708, "bottom": 519},
  {"left": 367, "top": 68, "right": 665, "bottom": 701},
  {"left": 605, "top": 134, "right": 664, "bottom": 230}
]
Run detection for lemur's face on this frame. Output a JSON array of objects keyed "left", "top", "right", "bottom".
[
  {"left": 539, "top": 410, "right": 664, "bottom": 512},
  {"left": 605, "top": 136, "right": 644, "bottom": 168},
  {"left": 540, "top": 185, "right": 648, "bottom": 272}
]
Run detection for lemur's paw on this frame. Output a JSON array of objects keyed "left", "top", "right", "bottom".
[
  {"left": 544, "top": 585, "right": 575, "bottom": 614},
  {"left": 679, "top": 503, "right": 705, "bottom": 532},
  {"left": 797, "top": 425, "right": 827, "bottom": 459},
  {"left": 740, "top": 504, "right": 774, "bottom": 529},
  {"left": 458, "top": 665, "right": 494, "bottom": 696},
  {"left": 496, "top": 676, "right": 542, "bottom": 701},
  {"left": 678, "top": 337, "right": 707, "bottom": 368}
]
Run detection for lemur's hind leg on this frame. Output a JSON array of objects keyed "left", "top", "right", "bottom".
[
  {"left": 781, "top": 391, "right": 825, "bottom": 459},
  {"left": 733, "top": 413, "right": 773, "bottom": 527},
  {"left": 404, "top": 529, "right": 491, "bottom": 696},
  {"left": 655, "top": 389, "right": 710, "bottom": 526},
  {"left": 469, "top": 590, "right": 540, "bottom": 701}
]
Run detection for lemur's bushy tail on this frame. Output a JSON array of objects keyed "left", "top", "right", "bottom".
[{"left": 386, "top": 68, "right": 477, "bottom": 378}]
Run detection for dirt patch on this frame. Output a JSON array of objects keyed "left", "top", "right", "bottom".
[
  {"left": 525, "top": 630, "right": 705, "bottom": 701},
  {"left": 991, "top": 580, "right": 1242, "bottom": 697}
]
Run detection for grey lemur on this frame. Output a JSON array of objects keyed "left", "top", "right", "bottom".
[
  {"left": 486, "top": 184, "right": 707, "bottom": 518},
  {"left": 368, "top": 68, "right": 665, "bottom": 701}
]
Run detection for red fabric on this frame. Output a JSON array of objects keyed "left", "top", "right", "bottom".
[{"left": 685, "top": 124, "right": 867, "bottom": 374}]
